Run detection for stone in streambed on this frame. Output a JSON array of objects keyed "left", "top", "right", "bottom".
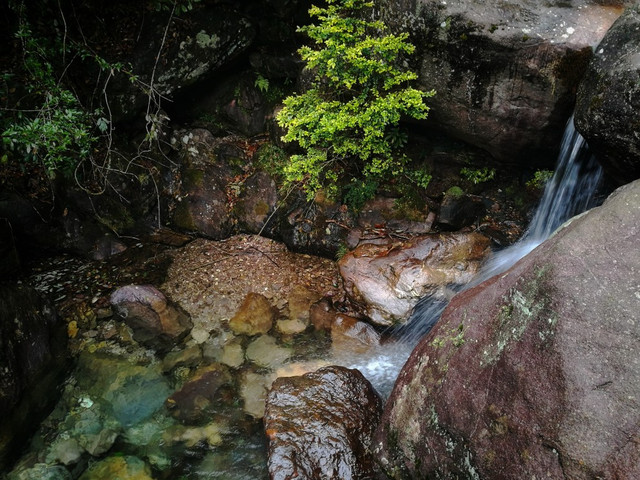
[
  {"left": 229, "top": 292, "right": 275, "bottom": 335},
  {"left": 339, "top": 232, "right": 491, "bottom": 326},
  {"left": 110, "top": 284, "right": 192, "bottom": 352},
  {"left": 265, "top": 366, "right": 383, "bottom": 480},
  {"left": 166, "top": 364, "right": 233, "bottom": 424},
  {"left": 246, "top": 335, "right": 292, "bottom": 369},
  {"left": 78, "top": 455, "right": 153, "bottom": 480}
]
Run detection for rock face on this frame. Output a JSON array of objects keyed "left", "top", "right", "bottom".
[
  {"left": 339, "top": 232, "right": 490, "bottom": 325},
  {"left": 265, "top": 366, "right": 383, "bottom": 480},
  {"left": 380, "top": 0, "right": 626, "bottom": 165},
  {"left": 0, "top": 284, "right": 69, "bottom": 471},
  {"left": 374, "top": 179, "right": 640, "bottom": 479},
  {"left": 110, "top": 284, "right": 192, "bottom": 352},
  {"left": 575, "top": 4, "right": 640, "bottom": 184}
]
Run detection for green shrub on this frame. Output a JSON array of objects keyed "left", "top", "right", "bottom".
[
  {"left": 460, "top": 166, "right": 496, "bottom": 185},
  {"left": 276, "top": 0, "right": 435, "bottom": 202},
  {"left": 526, "top": 169, "right": 554, "bottom": 189}
]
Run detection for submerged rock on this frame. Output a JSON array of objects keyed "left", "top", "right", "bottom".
[
  {"left": 78, "top": 455, "right": 153, "bottom": 480},
  {"left": 375, "top": 179, "right": 640, "bottom": 478},
  {"left": 166, "top": 364, "right": 233, "bottom": 424},
  {"left": 110, "top": 284, "right": 193, "bottom": 352},
  {"left": 339, "top": 232, "right": 491, "bottom": 325},
  {"left": 265, "top": 366, "right": 383, "bottom": 480},
  {"left": 575, "top": 4, "right": 640, "bottom": 184}
]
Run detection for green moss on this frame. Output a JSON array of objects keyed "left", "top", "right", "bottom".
[
  {"left": 183, "top": 168, "right": 204, "bottom": 188},
  {"left": 446, "top": 185, "right": 464, "bottom": 197}
]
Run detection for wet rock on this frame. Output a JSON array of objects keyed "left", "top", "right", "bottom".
[
  {"left": 436, "top": 193, "right": 486, "bottom": 230},
  {"left": 61, "top": 406, "right": 120, "bottom": 457},
  {"left": 339, "top": 232, "right": 491, "bottom": 325},
  {"left": 241, "top": 371, "right": 274, "bottom": 419},
  {"left": 74, "top": 352, "right": 172, "bottom": 429},
  {"left": 229, "top": 292, "right": 276, "bottom": 335},
  {"left": 220, "top": 340, "right": 245, "bottom": 368},
  {"left": 171, "top": 130, "right": 235, "bottom": 239},
  {"left": 380, "top": 0, "right": 626, "bottom": 166},
  {"left": 331, "top": 315, "right": 381, "bottom": 358},
  {"left": 0, "top": 284, "right": 69, "bottom": 471},
  {"left": 6, "top": 463, "right": 72, "bottom": 480},
  {"left": 356, "top": 196, "right": 433, "bottom": 238},
  {"left": 277, "top": 195, "right": 355, "bottom": 257},
  {"left": 309, "top": 298, "right": 336, "bottom": 331},
  {"left": 575, "top": 4, "right": 640, "bottom": 184},
  {"left": 246, "top": 335, "right": 292, "bottom": 369},
  {"left": 78, "top": 455, "right": 153, "bottom": 480},
  {"left": 110, "top": 284, "right": 193, "bottom": 352},
  {"left": 162, "top": 420, "right": 228, "bottom": 449},
  {"left": 265, "top": 366, "right": 383, "bottom": 480},
  {"left": 277, "top": 285, "right": 321, "bottom": 335},
  {"left": 374, "top": 179, "right": 640, "bottom": 479},
  {"left": 235, "top": 170, "right": 278, "bottom": 233},
  {"left": 166, "top": 364, "right": 233, "bottom": 424},
  {"left": 161, "top": 345, "right": 203, "bottom": 372}
]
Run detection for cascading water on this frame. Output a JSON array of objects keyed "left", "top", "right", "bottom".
[{"left": 348, "top": 116, "right": 604, "bottom": 397}]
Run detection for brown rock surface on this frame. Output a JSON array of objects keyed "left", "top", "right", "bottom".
[{"left": 265, "top": 366, "right": 383, "bottom": 480}]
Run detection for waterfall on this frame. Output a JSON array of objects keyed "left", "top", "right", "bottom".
[
  {"left": 348, "top": 116, "right": 603, "bottom": 397},
  {"left": 471, "top": 117, "right": 603, "bottom": 282}
]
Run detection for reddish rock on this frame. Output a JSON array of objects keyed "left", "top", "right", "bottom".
[
  {"left": 374, "top": 180, "right": 640, "bottom": 479},
  {"left": 339, "top": 233, "right": 490, "bottom": 325},
  {"left": 110, "top": 284, "right": 193, "bottom": 352},
  {"left": 265, "top": 366, "right": 384, "bottom": 480}
]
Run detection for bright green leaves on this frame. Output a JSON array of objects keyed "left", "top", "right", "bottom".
[{"left": 276, "top": 0, "right": 435, "bottom": 204}]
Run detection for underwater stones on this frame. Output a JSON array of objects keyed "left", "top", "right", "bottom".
[
  {"left": 575, "top": 4, "right": 640, "bottom": 184},
  {"left": 264, "top": 366, "right": 383, "bottom": 480},
  {"left": 240, "top": 371, "right": 274, "bottom": 419},
  {"left": 339, "top": 232, "right": 491, "bottom": 325},
  {"left": 110, "top": 284, "right": 193, "bottom": 352},
  {"left": 276, "top": 285, "right": 321, "bottom": 335},
  {"left": 330, "top": 315, "right": 381, "bottom": 358},
  {"left": 229, "top": 292, "right": 276, "bottom": 335},
  {"left": 375, "top": 179, "right": 640, "bottom": 479},
  {"left": 74, "top": 352, "right": 172, "bottom": 429},
  {"left": 0, "top": 283, "right": 69, "bottom": 471},
  {"left": 6, "top": 463, "right": 72, "bottom": 480},
  {"left": 78, "top": 455, "right": 153, "bottom": 480},
  {"left": 166, "top": 364, "right": 233, "bottom": 424},
  {"left": 246, "top": 335, "right": 292, "bottom": 369}
]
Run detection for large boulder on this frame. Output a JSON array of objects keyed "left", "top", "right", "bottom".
[
  {"left": 0, "top": 284, "right": 70, "bottom": 471},
  {"left": 575, "top": 4, "right": 640, "bottom": 184},
  {"left": 339, "top": 232, "right": 490, "bottom": 326},
  {"left": 380, "top": 0, "right": 627, "bottom": 165},
  {"left": 374, "top": 179, "right": 640, "bottom": 478},
  {"left": 265, "top": 366, "right": 384, "bottom": 480}
]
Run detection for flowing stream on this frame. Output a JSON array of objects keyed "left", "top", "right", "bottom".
[
  {"left": 350, "top": 117, "right": 604, "bottom": 396},
  {"left": 8, "top": 118, "right": 604, "bottom": 480}
]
